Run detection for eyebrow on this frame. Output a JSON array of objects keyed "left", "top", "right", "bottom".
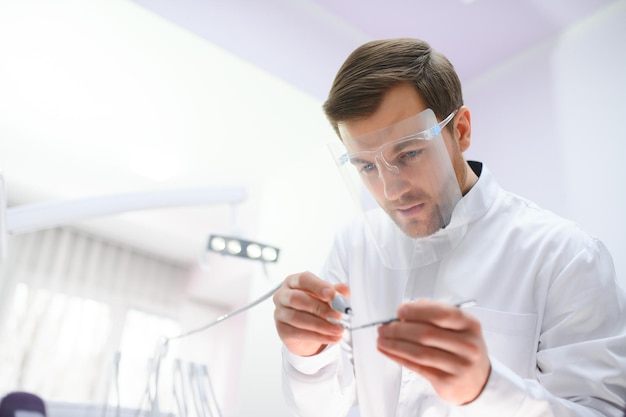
[
  {"left": 389, "top": 135, "right": 419, "bottom": 154},
  {"left": 346, "top": 132, "right": 429, "bottom": 166},
  {"left": 348, "top": 154, "right": 374, "bottom": 166}
]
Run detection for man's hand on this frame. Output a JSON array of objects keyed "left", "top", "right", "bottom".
[
  {"left": 376, "top": 299, "right": 491, "bottom": 405},
  {"left": 273, "top": 271, "right": 349, "bottom": 357}
]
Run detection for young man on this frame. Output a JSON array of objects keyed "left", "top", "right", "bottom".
[{"left": 272, "top": 38, "right": 626, "bottom": 417}]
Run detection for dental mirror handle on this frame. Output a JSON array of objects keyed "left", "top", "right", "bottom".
[{"left": 330, "top": 292, "right": 352, "bottom": 315}]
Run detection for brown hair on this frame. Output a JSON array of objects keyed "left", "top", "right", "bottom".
[{"left": 323, "top": 38, "right": 463, "bottom": 136}]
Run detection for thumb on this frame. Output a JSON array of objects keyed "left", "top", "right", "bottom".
[{"left": 334, "top": 283, "right": 350, "bottom": 298}]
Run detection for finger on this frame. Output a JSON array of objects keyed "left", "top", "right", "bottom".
[
  {"left": 276, "top": 320, "right": 342, "bottom": 357},
  {"left": 378, "top": 321, "right": 480, "bottom": 355},
  {"left": 334, "top": 283, "right": 350, "bottom": 298},
  {"left": 377, "top": 331, "right": 491, "bottom": 404},
  {"left": 275, "top": 305, "right": 344, "bottom": 337},
  {"left": 286, "top": 271, "right": 336, "bottom": 302},
  {"left": 274, "top": 284, "right": 340, "bottom": 321},
  {"left": 376, "top": 349, "right": 461, "bottom": 394},
  {"left": 397, "top": 299, "right": 473, "bottom": 330},
  {"left": 377, "top": 334, "right": 473, "bottom": 375}
]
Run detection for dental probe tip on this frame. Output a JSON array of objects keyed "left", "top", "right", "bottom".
[{"left": 455, "top": 299, "right": 477, "bottom": 309}]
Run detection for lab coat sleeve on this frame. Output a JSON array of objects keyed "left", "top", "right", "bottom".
[
  {"left": 281, "top": 343, "right": 356, "bottom": 417},
  {"left": 458, "top": 239, "right": 626, "bottom": 417}
]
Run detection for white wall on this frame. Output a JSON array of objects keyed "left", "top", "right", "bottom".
[{"left": 464, "top": 0, "right": 626, "bottom": 287}]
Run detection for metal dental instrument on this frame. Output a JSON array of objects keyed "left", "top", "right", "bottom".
[
  {"left": 328, "top": 299, "right": 477, "bottom": 331},
  {"left": 330, "top": 292, "right": 353, "bottom": 315}
]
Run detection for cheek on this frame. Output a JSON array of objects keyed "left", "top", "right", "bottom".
[{"left": 441, "top": 139, "right": 465, "bottom": 188}]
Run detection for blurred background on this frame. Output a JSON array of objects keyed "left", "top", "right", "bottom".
[{"left": 0, "top": 0, "right": 624, "bottom": 416}]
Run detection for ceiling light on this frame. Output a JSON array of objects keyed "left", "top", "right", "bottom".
[
  {"left": 226, "top": 239, "right": 242, "bottom": 255},
  {"left": 207, "top": 235, "right": 280, "bottom": 263},
  {"left": 246, "top": 243, "right": 262, "bottom": 259},
  {"left": 261, "top": 246, "right": 278, "bottom": 262},
  {"left": 209, "top": 236, "right": 226, "bottom": 252}
]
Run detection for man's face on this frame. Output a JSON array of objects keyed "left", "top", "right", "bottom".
[{"left": 339, "top": 84, "right": 462, "bottom": 238}]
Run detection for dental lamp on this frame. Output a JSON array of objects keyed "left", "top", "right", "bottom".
[
  {"left": 207, "top": 234, "right": 279, "bottom": 263},
  {"left": 0, "top": 169, "right": 247, "bottom": 261}
]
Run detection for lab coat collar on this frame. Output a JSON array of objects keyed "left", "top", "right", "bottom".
[
  {"left": 447, "top": 161, "right": 499, "bottom": 230},
  {"left": 409, "top": 161, "right": 498, "bottom": 266}
]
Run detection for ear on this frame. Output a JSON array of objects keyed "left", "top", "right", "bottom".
[{"left": 454, "top": 106, "right": 471, "bottom": 152}]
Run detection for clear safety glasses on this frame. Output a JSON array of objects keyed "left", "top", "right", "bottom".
[{"left": 339, "top": 110, "right": 457, "bottom": 178}]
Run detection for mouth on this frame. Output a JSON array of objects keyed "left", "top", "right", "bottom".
[{"left": 395, "top": 202, "right": 425, "bottom": 218}]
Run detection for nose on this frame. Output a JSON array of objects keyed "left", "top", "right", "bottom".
[
  {"left": 375, "top": 155, "right": 399, "bottom": 175},
  {"left": 376, "top": 159, "right": 411, "bottom": 200}
]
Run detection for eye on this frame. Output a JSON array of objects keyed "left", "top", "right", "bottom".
[
  {"left": 350, "top": 156, "right": 378, "bottom": 176},
  {"left": 400, "top": 148, "right": 424, "bottom": 161},
  {"left": 359, "top": 163, "right": 377, "bottom": 175}
]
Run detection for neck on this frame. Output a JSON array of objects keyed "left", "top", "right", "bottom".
[{"left": 461, "top": 162, "right": 479, "bottom": 195}]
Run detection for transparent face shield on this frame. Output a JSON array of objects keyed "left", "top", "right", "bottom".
[{"left": 328, "top": 108, "right": 468, "bottom": 270}]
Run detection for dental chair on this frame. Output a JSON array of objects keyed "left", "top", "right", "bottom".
[{"left": 0, "top": 392, "right": 46, "bottom": 417}]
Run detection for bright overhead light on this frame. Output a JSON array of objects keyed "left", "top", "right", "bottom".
[
  {"left": 246, "top": 243, "right": 262, "bottom": 259},
  {"left": 261, "top": 247, "right": 278, "bottom": 262},
  {"left": 209, "top": 236, "right": 226, "bottom": 252},
  {"left": 226, "top": 239, "right": 242, "bottom": 255},
  {"left": 207, "top": 235, "right": 280, "bottom": 263}
]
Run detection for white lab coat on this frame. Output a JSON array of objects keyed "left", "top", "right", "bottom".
[{"left": 282, "top": 162, "right": 626, "bottom": 417}]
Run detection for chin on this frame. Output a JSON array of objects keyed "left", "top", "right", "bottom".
[
  {"left": 396, "top": 219, "right": 440, "bottom": 238},
  {"left": 390, "top": 206, "right": 447, "bottom": 238}
]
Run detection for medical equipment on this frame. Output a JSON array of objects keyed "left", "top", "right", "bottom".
[
  {"left": 105, "top": 280, "right": 283, "bottom": 417},
  {"left": 100, "top": 352, "right": 121, "bottom": 417},
  {"left": 172, "top": 360, "right": 222, "bottom": 417},
  {"left": 328, "top": 299, "right": 477, "bottom": 331},
  {"left": 330, "top": 292, "right": 352, "bottom": 315},
  {"left": 0, "top": 392, "right": 47, "bottom": 417},
  {"left": 3, "top": 187, "right": 246, "bottom": 236},
  {"left": 206, "top": 235, "right": 279, "bottom": 263}
]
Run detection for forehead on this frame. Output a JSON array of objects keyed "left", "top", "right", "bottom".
[{"left": 338, "top": 84, "right": 428, "bottom": 152}]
